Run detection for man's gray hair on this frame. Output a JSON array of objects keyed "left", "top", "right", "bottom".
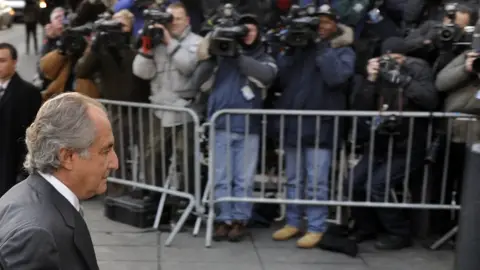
[
  {"left": 24, "top": 93, "right": 107, "bottom": 174},
  {"left": 50, "top": 7, "right": 65, "bottom": 21}
]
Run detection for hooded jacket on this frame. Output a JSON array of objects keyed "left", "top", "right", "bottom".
[{"left": 272, "top": 26, "right": 355, "bottom": 149}]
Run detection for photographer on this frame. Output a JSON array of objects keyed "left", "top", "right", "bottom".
[
  {"left": 349, "top": 38, "right": 438, "bottom": 250},
  {"left": 402, "top": 3, "right": 475, "bottom": 71},
  {"left": 39, "top": 14, "right": 91, "bottom": 101},
  {"left": 75, "top": 10, "right": 140, "bottom": 101},
  {"left": 270, "top": 5, "right": 355, "bottom": 249},
  {"left": 132, "top": 2, "right": 201, "bottom": 203},
  {"left": 200, "top": 14, "right": 277, "bottom": 242}
]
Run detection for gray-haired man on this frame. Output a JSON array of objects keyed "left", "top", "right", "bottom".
[{"left": 0, "top": 92, "right": 118, "bottom": 269}]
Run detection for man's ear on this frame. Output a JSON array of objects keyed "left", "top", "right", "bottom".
[{"left": 58, "top": 148, "right": 74, "bottom": 170}]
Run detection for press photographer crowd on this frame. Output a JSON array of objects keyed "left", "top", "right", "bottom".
[{"left": 1, "top": 0, "right": 480, "bottom": 261}]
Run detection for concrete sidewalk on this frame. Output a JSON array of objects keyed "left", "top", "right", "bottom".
[{"left": 83, "top": 198, "right": 454, "bottom": 270}]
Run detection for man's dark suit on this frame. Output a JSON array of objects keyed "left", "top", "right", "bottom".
[
  {"left": 0, "top": 73, "right": 41, "bottom": 196},
  {"left": 0, "top": 173, "right": 99, "bottom": 270}
]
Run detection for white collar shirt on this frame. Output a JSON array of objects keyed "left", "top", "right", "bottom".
[
  {"left": 0, "top": 79, "right": 10, "bottom": 99},
  {"left": 0, "top": 79, "right": 10, "bottom": 89},
  {"left": 38, "top": 171, "right": 81, "bottom": 212}
]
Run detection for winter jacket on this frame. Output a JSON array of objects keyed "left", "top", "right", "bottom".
[
  {"left": 272, "top": 27, "right": 355, "bottom": 149},
  {"left": 208, "top": 43, "right": 277, "bottom": 134},
  {"left": 435, "top": 52, "right": 480, "bottom": 142},
  {"left": 352, "top": 57, "right": 438, "bottom": 155},
  {"left": 133, "top": 26, "right": 202, "bottom": 126},
  {"left": 76, "top": 37, "right": 149, "bottom": 102}
]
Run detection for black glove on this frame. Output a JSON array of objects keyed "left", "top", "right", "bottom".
[
  {"left": 56, "top": 36, "right": 67, "bottom": 55},
  {"left": 91, "top": 33, "right": 104, "bottom": 53}
]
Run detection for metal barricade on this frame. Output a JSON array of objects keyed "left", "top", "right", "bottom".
[
  {"left": 203, "top": 109, "right": 476, "bottom": 247},
  {"left": 98, "top": 99, "right": 203, "bottom": 246}
]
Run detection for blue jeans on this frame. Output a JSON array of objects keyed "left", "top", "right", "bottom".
[
  {"left": 213, "top": 131, "right": 259, "bottom": 223},
  {"left": 285, "top": 147, "right": 331, "bottom": 233}
]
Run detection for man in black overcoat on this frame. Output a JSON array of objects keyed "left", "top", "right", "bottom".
[{"left": 0, "top": 43, "right": 42, "bottom": 197}]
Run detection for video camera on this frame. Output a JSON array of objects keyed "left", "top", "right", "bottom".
[
  {"left": 267, "top": 4, "right": 320, "bottom": 48},
  {"left": 208, "top": 3, "right": 248, "bottom": 57},
  {"left": 59, "top": 16, "right": 124, "bottom": 56},
  {"left": 141, "top": 8, "right": 173, "bottom": 44}
]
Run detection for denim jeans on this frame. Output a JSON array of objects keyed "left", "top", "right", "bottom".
[
  {"left": 213, "top": 131, "right": 259, "bottom": 223},
  {"left": 285, "top": 147, "right": 332, "bottom": 233}
]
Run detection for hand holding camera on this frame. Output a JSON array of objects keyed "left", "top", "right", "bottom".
[
  {"left": 152, "top": 23, "right": 172, "bottom": 45},
  {"left": 367, "top": 58, "right": 380, "bottom": 82},
  {"left": 465, "top": 51, "right": 479, "bottom": 73}
]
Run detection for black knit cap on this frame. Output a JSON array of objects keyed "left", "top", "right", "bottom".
[
  {"left": 381, "top": 37, "right": 410, "bottom": 55},
  {"left": 238, "top": 14, "right": 260, "bottom": 26}
]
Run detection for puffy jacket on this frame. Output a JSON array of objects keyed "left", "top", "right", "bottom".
[
  {"left": 133, "top": 26, "right": 202, "bottom": 126},
  {"left": 272, "top": 27, "right": 355, "bottom": 149},
  {"left": 208, "top": 43, "right": 278, "bottom": 134}
]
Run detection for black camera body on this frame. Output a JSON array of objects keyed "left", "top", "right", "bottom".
[
  {"left": 92, "top": 18, "right": 124, "bottom": 48},
  {"left": 142, "top": 8, "right": 173, "bottom": 43},
  {"left": 206, "top": 3, "right": 249, "bottom": 57},
  {"left": 209, "top": 24, "right": 248, "bottom": 57},
  {"left": 378, "top": 54, "right": 402, "bottom": 84},
  {"left": 268, "top": 5, "right": 320, "bottom": 48},
  {"left": 59, "top": 23, "right": 92, "bottom": 56}
]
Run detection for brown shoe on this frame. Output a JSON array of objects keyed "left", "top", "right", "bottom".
[
  {"left": 213, "top": 223, "right": 231, "bottom": 242},
  {"left": 228, "top": 221, "right": 248, "bottom": 242}
]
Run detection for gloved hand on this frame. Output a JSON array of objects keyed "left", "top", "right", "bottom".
[
  {"left": 56, "top": 36, "right": 68, "bottom": 55},
  {"left": 90, "top": 33, "right": 104, "bottom": 53},
  {"left": 141, "top": 35, "right": 153, "bottom": 54}
]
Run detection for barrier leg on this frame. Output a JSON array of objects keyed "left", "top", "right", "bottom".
[
  {"left": 205, "top": 204, "right": 215, "bottom": 247},
  {"left": 164, "top": 196, "right": 195, "bottom": 246},
  {"left": 193, "top": 174, "right": 213, "bottom": 236},
  {"left": 153, "top": 178, "right": 170, "bottom": 230},
  {"left": 454, "top": 143, "right": 480, "bottom": 270}
]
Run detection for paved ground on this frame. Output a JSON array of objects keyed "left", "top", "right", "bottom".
[
  {"left": 3, "top": 23, "right": 456, "bottom": 270},
  {"left": 83, "top": 197, "right": 454, "bottom": 270}
]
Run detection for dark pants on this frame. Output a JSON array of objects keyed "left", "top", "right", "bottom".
[
  {"left": 349, "top": 151, "right": 424, "bottom": 237},
  {"left": 144, "top": 117, "right": 196, "bottom": 195},
  {"left": 25, "top": 22, "right": 38, "bottom": 54}
]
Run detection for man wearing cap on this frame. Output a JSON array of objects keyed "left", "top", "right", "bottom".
[
  {"left": 271, "top": 5, "right": 355, "bottom": 249},
  {"left": 200, "top": 14, "right": 278, "bottom": 242},
  {"left": 348, "top": 38, "right": 438, "bottom": 250}
]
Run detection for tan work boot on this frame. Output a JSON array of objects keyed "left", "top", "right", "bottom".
[
  {"left": 296, "top": 232, "right": 323, "bottom": 249},
  {"left": 272, "top": 225, "right": 300, "bottom": 241}
]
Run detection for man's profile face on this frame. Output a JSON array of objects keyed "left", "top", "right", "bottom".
[
  {"left": 167, "top": 7, "right": 189, "bottom": 37},
  {"left": 0, "top": 48, "right": 16, "bottom": 81},
  {"left": 71, "top": 106, "right": 118, "bottom": 200},
  {"left": 51, "top": 10, "right": 65, "bottom": 30}
]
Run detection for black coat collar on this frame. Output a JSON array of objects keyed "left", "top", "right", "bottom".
[
  {"left": 26, "top": 173, "right": 99, "bottom": 270},
  {"left": 0, "top": 73, "right": 20, "bottom": 108}
]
